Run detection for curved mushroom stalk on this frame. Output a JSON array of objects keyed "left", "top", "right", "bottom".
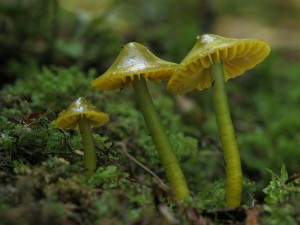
[
  {"left": 132, "top": 76, "right": 190, "bottom": 200},
  {"left": 211, "top": 62, "right": 242, "bottom": 207}
]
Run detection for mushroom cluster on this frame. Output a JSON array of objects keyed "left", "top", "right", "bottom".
[{"left": 55, "top": 34, "right": 270, "bottom": 206}]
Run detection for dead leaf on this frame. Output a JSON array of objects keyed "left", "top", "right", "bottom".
[
  {"left": 186, "top": 207, "right": 209, "bottom": 225},
  {"left": 246, "top": 205, "right": 262, "bottom": 225}
]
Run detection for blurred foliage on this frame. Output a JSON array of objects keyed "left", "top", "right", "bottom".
[
  {"left": 263, "top": 165, "right": 290, "bottom": 205},
  {"left": 261, "top": 165, "right": 300, "bottom": 224},
  {"left": 1, "top": 65, "right": 100, "bottom": 112}
]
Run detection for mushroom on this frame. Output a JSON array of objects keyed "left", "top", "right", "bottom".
[
  {"left": 167, "top": 34, "right": 270, "bottom": 207},
  {"left": 91, "top": 42, "right": 190, "bottom": 200},
  {"left": 55, "top": 97, "right": 109, "bottom": 178}
]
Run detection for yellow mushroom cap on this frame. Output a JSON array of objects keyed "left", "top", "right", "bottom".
[
  {"left": 167, "top": 34, "right": 271, "bottom": 94},
  {"left": 55, "top": 97, "right": 109, "bottom": 129},
  {"left": 91, "top": 42, "right": 178, "bottom": 90}
]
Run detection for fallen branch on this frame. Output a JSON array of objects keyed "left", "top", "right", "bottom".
[{"left": 116, "top": 139, "right": 170, "bottom": 192}]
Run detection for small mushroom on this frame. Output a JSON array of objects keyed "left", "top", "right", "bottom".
[
  {"left": 55, "top": 97, "right": 109, "bottom": 178},
  {"left": 91, "top": 42, "right": 190, "bottom": 200},
  {"left": 167, "top": 34, "right": 270, "bottom": 207}
]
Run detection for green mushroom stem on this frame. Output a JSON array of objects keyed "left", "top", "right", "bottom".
[
  {"left": 132, "top": 76, "right": 190, "bottom": 200},
  {"left": 210, "top": 61, "right": 243, "bottom": 207},
  {"left": 55, "top": 97, "right": 109, "bottom": 178},
  {"left": 78, "top": 115, "right": 97, "bottom": 178}
]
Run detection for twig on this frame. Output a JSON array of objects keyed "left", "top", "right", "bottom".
[
  {"left": 0, "top": 112, "right": 22, "bottom": 123},
  {"left": 116, "top": 139, "right": 170, "bottom": 191},
  {"left": 44, "top": 152, "right": 73, "bottom": 155},
  {"left": 285, "top": 172, "right": 300, "bottom": 184},
  {"left": 57, "top": 129, "right": 75, "bottom": 153}
]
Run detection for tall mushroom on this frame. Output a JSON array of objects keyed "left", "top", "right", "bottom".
[
  {"left": 167, "top": 34, "right": 270, "bottom": 207},
  {"left": 91, "top": 42, "right": 190, "bottom": 200},
  {"left": 55, "top": 97, "right": 109, "bottom": 178}
]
